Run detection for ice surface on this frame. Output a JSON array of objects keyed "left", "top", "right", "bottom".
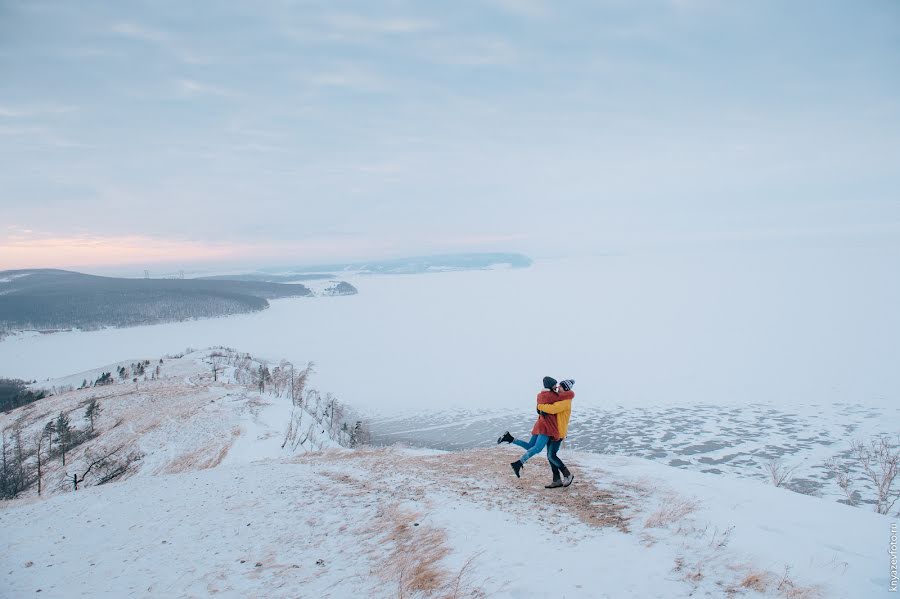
[{"left": 1, "top": 249, "right": 897, "bottom": 414}]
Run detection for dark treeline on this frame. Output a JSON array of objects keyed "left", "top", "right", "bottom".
[
  {"left": 0, "top": 269, "right": 314, "bottom": 336},
  {"left": 0, "top": 379, "right": 46, "bottom": 413},
  {"left": 197, "top": 273, "right": 337, "bottom": 282}
]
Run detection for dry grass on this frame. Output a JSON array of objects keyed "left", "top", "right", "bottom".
[
  {"left": 299, "top": 446, "right": 633, "bottom": 533},
  {"left": 375, "top": 504, "right": 450, "bottom": 597},
  {"left": 289, "top": 446, "right": 633, "bottom": 596},
  {"left": 644, "top": 494, "right": 698, "bottom": 528},
  {"left": 739, "top": 571, "right": 772, "bottom": 592},
  {"left": 367, "top": 504, "right": 485, "bottom": 599},
  {"left": 402, "top": 448, "right": 632, "bottom": 533},
  {"left": 310, "top": 466, "right": 484, "bottom": 598},
  {"left": 722, "top": 565, "right": 822, "bottom": 598},
  {"left": 160, "top": 425, "right": 240, "bottom": 474},
  {"left": 292, "top": 445, "right": 392, "bottom": 464}
]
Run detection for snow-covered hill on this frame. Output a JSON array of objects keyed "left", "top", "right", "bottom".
[
  {"left": 1, "top": 353, "right": 894, "bottom": 597},
  {"left": 0, "top": 349, "right": 353, "bottom": 501}
]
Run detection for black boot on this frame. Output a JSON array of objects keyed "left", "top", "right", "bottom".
[
  {"left": 497, "top": 431, "right": 514, "bottom": 445},
  {"left": 510, "top": 460, "right": 524, "bottom": 478},
  {"left": 560, "top": 466, "right": 574, "bottom": 487},
  {"left": 546, "top": 465, "right": 563, "bottom": 488}
]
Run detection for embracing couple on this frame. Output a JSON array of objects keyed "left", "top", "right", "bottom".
[{"left": 497, "top": 376, "right": 575, "bottom": 489}]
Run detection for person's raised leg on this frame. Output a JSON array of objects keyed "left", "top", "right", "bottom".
[
  {"left": 510, "top": 435, "right": 549, "bottom": 477},
  {"left": 498, "top": 432, "right": 538, "bottom": 449},
  {"left": 512, "top": 435, "right": 536, "bottom": 450},
  {"left": 519, "top": 435, "right": 549, "bottom": 463}
]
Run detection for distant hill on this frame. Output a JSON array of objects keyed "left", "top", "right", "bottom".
[
  {"left": 195, "top": 273, "right": 336, "bottom": 283},
  {"left": 269, "top": 252, "right": 533, "bottom": 275},
  {"left": 0, "top": 269, "right": 321, "bottom": 336}
]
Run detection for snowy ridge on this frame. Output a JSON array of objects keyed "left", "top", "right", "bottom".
[
  {"left": 1, "top": 446, "right": 892, "bottom": 597},
  {"left": 1, "top": 352, "right": 894, "bottom": 597},
  {"left": 2, "top": 349, "right": 346, "bottom": 502}
]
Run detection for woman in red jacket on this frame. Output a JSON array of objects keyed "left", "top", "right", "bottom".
[{"left": 497, "top": 376, "right": 574, "bottom": 478}]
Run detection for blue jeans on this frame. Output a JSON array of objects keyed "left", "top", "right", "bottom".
[
  {"left": 547, "top": 439, "right": 568, "bottom": 478},
  {"left": 518, "top": 434, "right": 550, "bottom": 463},
  {"left": 512, "top": 437, "right": 536, "bottom": 450},
  {"left": 547, "top": 439, "right": 565, "bottom": 467}
]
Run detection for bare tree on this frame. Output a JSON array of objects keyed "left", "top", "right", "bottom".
[
  {"left": 826, "top": 435, "right": 900, "bottom": 514},
  {"left": 0, "top": 429, "right": 9, "bottom": 498},
  {"left": 1, "top": 423, "right": 32, "bottom": 498},
  {"left": 351, "top": 421, "right": 372, "bottom": 447},
  {"left": 852, "top": 436, "right": 899, "bottom": 515},
  {"left": 292, "top": 362, "right": 313, "bottom": 406},
  {"left": 43, "top": 420, "right": 55, "bottom": 456},
  {"left": 84, "top": 398, "right": 102, "bottom": 433},
  {"left": 327, "top": 393, "right": 337, "bottom": 434},
  {"left": 765, "top": 459, "right": 798, "bottom": 488},
  {"left": 294, "top": 422, "right": 315, "bottom": 451},
  {"left": 54, "top": 411, "right": 71, "bottom": 466},
  {"left": 13, "top": 424, "right": 26, "bottom": 493},
  {"left": 270, "top": 360, "right": 293, "bottom": 396},
  {"left": 825, "top": 457, "right": 858, "bottom": 506},
  {"left": 70, "top": 445, "right": 142, "bottom": 490},
  {"left": 34, "top": 430, "right": 46, "bottom": 495},
  {"left": 210, "top": 354, "right": 225, "bottom": 382},
  {"left": 255, "top": 364, "right": 271, "bottom": 393}
]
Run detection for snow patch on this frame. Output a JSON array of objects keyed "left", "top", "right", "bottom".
[{"left": 0, "top": 273, "right": 30, "bottom": 283}]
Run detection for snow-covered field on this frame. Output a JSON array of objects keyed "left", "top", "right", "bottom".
[
  {"left": 6, "top": 448, "right": 895, "bottom": 598},
  {"left": 1, "top": 353, "right": 895, "bottom": 597}
]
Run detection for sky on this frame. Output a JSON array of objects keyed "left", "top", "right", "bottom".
[{"left": 1, "top": 0, "right": 898, "bottom": 271}]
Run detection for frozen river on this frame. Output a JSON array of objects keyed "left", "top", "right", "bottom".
[{"left": 1, "top": 247, "right": 898, "bottom": 415}]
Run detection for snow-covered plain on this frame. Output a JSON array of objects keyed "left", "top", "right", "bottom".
[
  {"left": 2, "top": 248, "right": 898, "bottom": 414},
  {"left": 1, "top": 353, "right": 895, "bottom": 597}
]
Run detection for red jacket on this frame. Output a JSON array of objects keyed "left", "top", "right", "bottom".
[{"left": 531, "top": 389, "right": 574, "bottom": 440}]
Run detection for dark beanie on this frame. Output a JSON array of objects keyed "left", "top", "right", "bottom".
[{"left": 542, "top": 376, "right": 558, "bottom": 389}]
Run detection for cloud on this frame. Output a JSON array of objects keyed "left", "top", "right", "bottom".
[
  {"left": 0, "top": 125, "right": 45, "bottom": 136},
  {"left": 110, "top": 22, "right": 168, "bottom": 43},
  {"left": 322, "top": 13, "right": 436, "bottom": 35},
  {"left": 303, "top": 65, "right": 386, "bottom": 92},
  {"left": 428, "top": 38, "right": 519, "bottom": 66},
  {"left": 177, "top": 79, "right": 236, "bottom": 98},
  {"left": 0, "top": 107, "right": 26, "bottom": 118},
  {"left": 110, "top": 21, "right": 213, "bottom": 65},
  {"left": 428, "top": 232, "right": 531, "bottom": 247},
  {"left": 0, "top": 104, "right": 77, "bottom": 118},
  {"left": 669, "top": 222, "right": 900, "bottom": 244},
  {"left": 0, "top": 125, "right": 91, "bottom": 148},
  {"left": 492, "top": 0, "right": 550, "bottom": 19}
]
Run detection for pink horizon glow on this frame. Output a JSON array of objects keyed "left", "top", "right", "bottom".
[{"left": 0, "top": 232, "right": 530, "bottom": 271}]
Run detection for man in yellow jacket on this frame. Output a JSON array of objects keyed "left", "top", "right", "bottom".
[{"left": 536, "top": 379, "right": 575, "bottom": 488}]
